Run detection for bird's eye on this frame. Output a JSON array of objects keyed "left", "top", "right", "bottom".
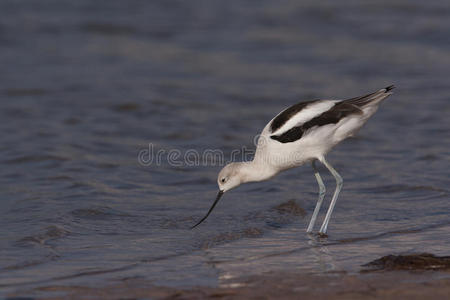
[{"left": 221, "top": 178, "right": 226, "bottom": 183}]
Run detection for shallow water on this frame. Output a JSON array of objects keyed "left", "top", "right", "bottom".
[{"left": 1, "top": 0, "right": 450, "bottom": 297}]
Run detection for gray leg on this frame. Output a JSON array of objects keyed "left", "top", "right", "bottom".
[
  {"left": 319, "top": 157, "right": 343, "bottom": 234},
  {"left": 306, "top": 160, "right": 326, "bottom": 233}
]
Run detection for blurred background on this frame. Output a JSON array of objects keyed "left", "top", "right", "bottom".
[{"left": 1, "top": 0, "right": 449, "bottom": 297}]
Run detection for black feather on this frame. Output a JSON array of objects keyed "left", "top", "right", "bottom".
[
  {"left": 270, "top": 100, "right": 319, "bottom": 133},
  {"left": 271, "top": 102, "right": 362, "bottom": 143}
]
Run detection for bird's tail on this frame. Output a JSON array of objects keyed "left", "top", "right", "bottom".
[{"left": 344, "top": 85, "right": 395, "bottom": 108}]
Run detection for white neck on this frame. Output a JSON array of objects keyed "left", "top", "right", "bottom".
[{"left": 239, "top": 160, "right": 278, "bottom": 183}]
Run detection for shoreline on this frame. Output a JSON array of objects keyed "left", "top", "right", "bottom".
[{"left": 12, "top": 270, "right": 450, "bottom": 300}]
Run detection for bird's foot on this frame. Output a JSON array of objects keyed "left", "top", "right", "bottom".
[{"left": 317, "top": 232, "right": 328, "bottom": 238}]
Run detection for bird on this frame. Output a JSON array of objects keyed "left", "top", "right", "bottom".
[{"left": 192, "top": 85, "right": 395, "bottom": 234}]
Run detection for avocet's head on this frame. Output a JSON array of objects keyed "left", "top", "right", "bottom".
[
  {"left": 217, "top": 162, "right": 244, "bottom": 192},
  {"left": 191, "top": 163, "right": 245, "bottom": 229}
]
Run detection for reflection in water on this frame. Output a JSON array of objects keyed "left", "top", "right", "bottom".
[{"left": 307, "top": 234, "right": 336, "bottom": 273}]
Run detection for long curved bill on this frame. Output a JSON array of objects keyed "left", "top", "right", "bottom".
[{"left": 191, "top": 190, "right": 224, "bottom": 229}]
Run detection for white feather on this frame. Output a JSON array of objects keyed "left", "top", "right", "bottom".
[{"left": 270, "top": 100, "right": 338, "bottom": 136}]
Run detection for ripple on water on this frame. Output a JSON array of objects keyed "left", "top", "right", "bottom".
[
  {"left": 14, "top": 225, "right": 71, "bottom": 248},
  {"left": 111, "top": 102, "right": 141, "bottom": 112},
  {"left": 194, "top": 199, "right": 307, "bottom": 249},
  {"left": 80, "top": 22, "right": 138, "bottom": 36},
  {"left": 200, "top": 228, "right": 263, "bottom": 249},
  {"left": 70, "top": 206, "right": 132, "bottom": 220},
  {"left": 4, "top": 155, "right": 70, "bottom": 165},
  {"left": 4, "top": 88, "right": 48, "bottom": 97},
  {"left": 358, "top": 184, "right": 448, "bottom": 194}
]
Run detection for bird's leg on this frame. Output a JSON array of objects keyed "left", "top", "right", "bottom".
[
  {"left": 318, "top": 157, "right": 343, "bottom": 234},
  {"left": 306, "top": 160, "right": 326, "bottom": 233}
]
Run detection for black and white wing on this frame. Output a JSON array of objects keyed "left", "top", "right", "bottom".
[{"left": 269, "top": 85, "right": 394, "bottom": 143}]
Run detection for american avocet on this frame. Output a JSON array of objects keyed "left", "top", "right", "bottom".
[{"left": 192, "top": 85, "right": 395, "bottom": 234}]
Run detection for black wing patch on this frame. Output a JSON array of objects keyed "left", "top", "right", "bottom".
[
  {"left": 270, "top": 102, "right": 362, "bottom": 143},
  {"left": 270, "top": 100, "right": 319, "bottom": 133}
]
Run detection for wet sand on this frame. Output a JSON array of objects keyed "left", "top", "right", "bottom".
[
  {"left": 7, "top": 254, "right": 450, "bottom": 299},
  {"left": 17, "top": 270, "right": 450, "bottom": 300},
  {"left": 13, "top": 253, "right": 450, "bottom": 300}
]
